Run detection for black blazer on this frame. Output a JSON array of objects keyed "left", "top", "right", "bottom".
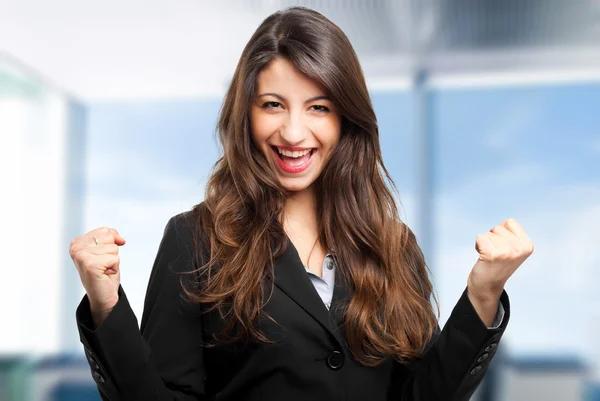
[{"left": 76, "top": 209, "right": 510, "bottom": 401}]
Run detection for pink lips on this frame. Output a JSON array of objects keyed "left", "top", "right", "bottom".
[{"left": 272, "top": 147, "right": 315, "bottom": 173}]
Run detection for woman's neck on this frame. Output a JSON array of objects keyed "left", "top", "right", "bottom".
[{"left": 282, "top": 185, "right": 318, "bottom": 235}]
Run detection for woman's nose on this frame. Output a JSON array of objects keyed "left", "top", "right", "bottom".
[{"left": 280, "top": 114, "right": 309, "bottom": 145}]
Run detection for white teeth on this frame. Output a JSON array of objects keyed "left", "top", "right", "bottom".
[{"left": 276, "top": 147, "right": 312, "bottom": 158}]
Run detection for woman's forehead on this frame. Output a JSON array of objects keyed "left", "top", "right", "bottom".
[{"left": 255, "top": 58, "right": 328, "bottom": 99}]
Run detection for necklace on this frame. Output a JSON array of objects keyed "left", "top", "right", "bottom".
[{"left": 305, "top": 236, "right": 319, "bottom": 267}]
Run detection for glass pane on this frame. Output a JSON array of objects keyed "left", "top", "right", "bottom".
[
  {"left": 371, "top": 90, "right": 418, "bottom": 230},
  {"left": 433, "top": 83, "right": 600, "bottom": 365},
  {"left": 85, "top": 99, "right": 222, "bottom": 318}
]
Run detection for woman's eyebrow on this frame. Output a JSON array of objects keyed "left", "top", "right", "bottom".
[
  {"left": 305, "top": 95, "right": 331, "bottom": 103},
  {"left": 256, "top": 93, "right": 331, "bottom": 103}
]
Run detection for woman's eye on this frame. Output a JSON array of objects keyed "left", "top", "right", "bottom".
[
  {"left": 262, "top": 101, "right": 282, "bottom": 109},
  {"left": 311, "top": 105, "right": 330, "bottom": 112}
]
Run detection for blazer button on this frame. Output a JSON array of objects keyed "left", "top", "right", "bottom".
[
  {"left": 93, "top": 371, "right": 106, "bottom": 383},
  {"left": 477, "top": 353, "right": 489, "bottom": 363},
  {"left": 86, "top": 354, "right": 100, "bottom": 370},
  {"left": 470, "top": 365, "right": 483, "bottom": 375},
  {"left": 484, "top": 343, "right": 497, "bottom": 352},
  {"left": 326, "top": 350, "right": 344, "bottom": 370}
]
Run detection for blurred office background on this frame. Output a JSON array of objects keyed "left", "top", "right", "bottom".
[{"left": 1, "top": 0, "right": 599, "bottom": 400}]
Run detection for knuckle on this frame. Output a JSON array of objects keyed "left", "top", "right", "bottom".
[
  {"left": 513, "top": 243, "right": 524, "bottom": 254},
  {"left": 69, "top": 236, "right": 83, "bottom": 248},
  {"left": 510, "top": 248, "right": 521, "bottom": 259},
  {"left": 68, "top": 243, "right": 77, "bottom": 257},
  {"left": 106, "top": 255, "right": 118, "bottom": 268},
  {"left": 73, "top": 249, "right": 86, "bottom": 262},
  {"left": 101, "top": 229, "right": 114, "bottom": 242}
]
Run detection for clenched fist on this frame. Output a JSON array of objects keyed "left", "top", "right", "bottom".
[
  {"left": 467, "top": 218, "right": 534, "bottom": 326},
  {"left": 69, "top": 226, "right": 126, "bottom": 327}
]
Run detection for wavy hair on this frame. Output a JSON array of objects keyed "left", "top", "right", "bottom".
[{"left": 182, "top": 6, "right": 439, "bottom": 367}]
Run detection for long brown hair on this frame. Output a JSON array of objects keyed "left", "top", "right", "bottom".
[{"left": 183, "top": 6, "right": 439, "bottom": 367}]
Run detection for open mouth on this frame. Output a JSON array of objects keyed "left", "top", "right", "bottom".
[{"left": 271, "top": 146, "right": 317, "bottom": 173}]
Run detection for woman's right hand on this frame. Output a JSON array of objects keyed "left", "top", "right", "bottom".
[{"left": 69, "top": 226, "right": 127, "bottom": 327}]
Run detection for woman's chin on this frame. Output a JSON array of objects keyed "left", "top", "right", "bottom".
[{"left": 279, "top": 176, "right": 316, "bottom": 193}]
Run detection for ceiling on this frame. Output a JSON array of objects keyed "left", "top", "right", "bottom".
[{"left": 1, "top": 0, "right": 599, "bottom": 100}]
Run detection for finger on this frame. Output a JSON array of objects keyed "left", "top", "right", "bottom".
[
  {"left": 88, "top": 244, "right": 120, "bottom": 255},
  {"left": 475, "top": 232, "right": 496, "bottom": 253},
  {"left": 113, "top": 234, "right": 126, "bottom": 246},
  {"left": 502, "top": 218, "right": 528, "bottom": 240},
  {"left": 485, "top": 232, "right": 501, "bottom": 250},
  {"left": 490, "top": 225, "right": 523, "bottom": 252},
  {"left": 104, "top": 265, "right": 119, "bottom": 275},
  {"left": 82, "top": 253, "right": 120, "bottom": 274},
  {"left": 490, "top": 224, "right": 515, "bottom": 239},
  {"left": 88, "top": 227, "right": 111, "bottom": 246},
  {"left": 109, "top": 228, "right": 126, "bottom": 244},
  {"left": 89, "top": 227, "right": 126, "bottom": 246}
]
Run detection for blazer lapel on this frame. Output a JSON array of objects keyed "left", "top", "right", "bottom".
[
  {"left": 329, "top": 256, "right": 353, "bottom": 329},
  {"left": 273, "top": 237, "right": 346, "bottom": 348}
]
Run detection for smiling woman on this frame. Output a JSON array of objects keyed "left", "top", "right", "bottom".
[
  {"left": 250, "top": 57, "right": 341, "bottom": 188},
  {"left": 70, "top": 5, "right": 531, "bottom": 401}
]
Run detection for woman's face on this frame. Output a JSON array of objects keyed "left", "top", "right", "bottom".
[{"left": 250, "top": 57, "right": 342, "bottom": 193}]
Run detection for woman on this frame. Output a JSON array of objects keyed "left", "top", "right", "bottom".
[{"left": 69, "top": 6, "right": 534, "bottom": 401}]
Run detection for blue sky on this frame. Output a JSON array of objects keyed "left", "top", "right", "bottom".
[{"left": 85, "top": 82, "right": 600, "bottom": 366}]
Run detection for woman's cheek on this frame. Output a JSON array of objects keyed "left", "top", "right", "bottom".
[
  {"left": 254, "top": 113, "right": 281, "bottom": 139},
  {"left": 317, "top": 117, "right": 341, "bottom": 142}
]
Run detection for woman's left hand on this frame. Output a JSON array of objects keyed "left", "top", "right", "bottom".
[{"left": 467, "top": 218, "right": 534, "bottom": 325}]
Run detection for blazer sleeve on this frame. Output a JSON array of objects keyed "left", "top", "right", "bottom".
[
  {"left": 393, "top": 287, "right": 510, "bottom": 401},
  {"left": 75, "top": 213, "right": 207, "bottom": 401}
]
